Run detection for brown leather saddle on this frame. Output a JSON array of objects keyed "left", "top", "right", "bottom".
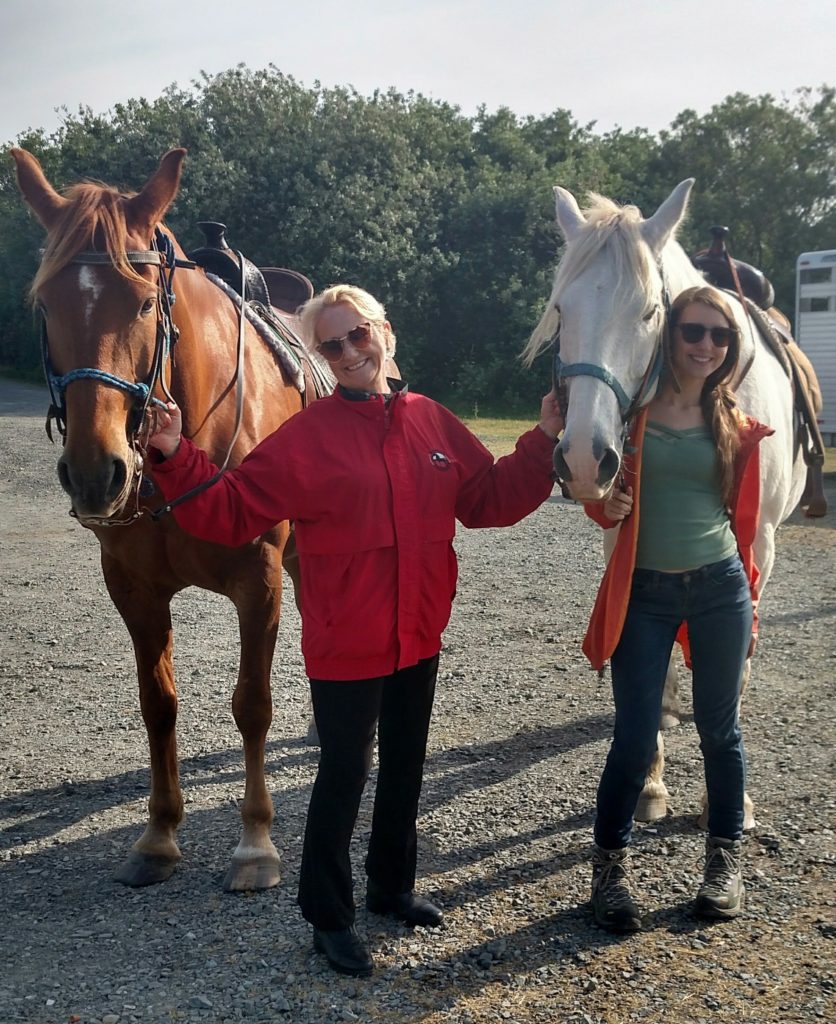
[
  {"left": 188, "top": 221, "right": 314, "bottom": 314},
  {"left": 188, "top": 222, "right": 334, "bottom": 403},
  {"left": 691, "top": 227, "right": 827, "bottom": 517},
  {"left": 692, "top": 226, "right": 775, "bottom": 310}
]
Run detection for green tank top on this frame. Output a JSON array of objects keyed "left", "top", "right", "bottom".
[{"left": 635, "top": 421, "right": 737, "bottom": 571}]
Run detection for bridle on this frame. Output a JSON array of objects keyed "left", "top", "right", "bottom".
[
  {"left": 38, "top": 227, "right": 247, "bottom": 527},
  {"left": 41, "top": 229, "right": 191, "bottom": 445},
  {"left": 550, "top": 260, "right": 673, "bottom": 443}
]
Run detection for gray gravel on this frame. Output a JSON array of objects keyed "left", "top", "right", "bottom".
[{"left": 1, "top": 377, "right": 834, "bottom": 1024}]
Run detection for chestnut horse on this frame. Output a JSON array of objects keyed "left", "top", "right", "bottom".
[{"left": 12, "top": 147, "right": 307, "bottom": 890}]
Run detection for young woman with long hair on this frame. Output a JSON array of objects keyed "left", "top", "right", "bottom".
[{"left": 583, "top": 285, "right": 772, "bottom": 931}]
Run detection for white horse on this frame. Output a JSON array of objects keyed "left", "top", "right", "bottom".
[{"left": 523, "top": 180, "right": 806, "bottom": 829}]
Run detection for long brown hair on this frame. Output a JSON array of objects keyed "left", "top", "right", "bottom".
[{"left": 664, "top": 285, "right": 741, "bottom": 503}]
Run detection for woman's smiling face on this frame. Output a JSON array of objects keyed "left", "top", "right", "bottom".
[
  {"left": 315, "top": 302, "right": 392, "bottom": 394},
  {"left": 671, "top": 301, "right": 733, "bottom": 385}
]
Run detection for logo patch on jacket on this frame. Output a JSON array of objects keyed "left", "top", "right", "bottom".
[{"left": 430, "top": 451, "right": 451, "bottom": 470}]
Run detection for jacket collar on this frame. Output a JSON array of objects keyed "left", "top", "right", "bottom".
[{"left": 336, "top": 378, "right": 408, "bottom": 403}]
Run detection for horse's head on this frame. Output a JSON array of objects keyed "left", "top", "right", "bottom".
[
  {"left": 12, "top": 148, "right": 186, "bottom": 522},
  {"left": 524, "top": 179, "right": 696, "bottom": 502}
]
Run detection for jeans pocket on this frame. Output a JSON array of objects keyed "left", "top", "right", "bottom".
[{"left": 707, "top": 558, "right": 745, "bottom": 588}]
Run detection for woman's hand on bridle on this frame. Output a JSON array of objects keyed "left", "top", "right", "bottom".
[
  {"left": 538, "top": 388, "right": 564, "bottom": 441},
  {"left": 147, "top": 401, "right": 183, "bottom": 459},
  {"left": 603, "top": 485, "right": 633, "bottom": 522}
]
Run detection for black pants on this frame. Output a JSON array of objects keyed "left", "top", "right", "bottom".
[{"left": 297, "top": 655, "right": 439, "bottom": 930}]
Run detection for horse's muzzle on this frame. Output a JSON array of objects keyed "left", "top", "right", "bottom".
[
  {"left": 553, "top": 439, "right": 621, "bottom": 500},
  {"left": 57, "top": 451, "right": 133, "bottom": 520}
]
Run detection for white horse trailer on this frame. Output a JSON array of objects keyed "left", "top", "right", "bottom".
[{"left": 795, "top": 249, "right": 836, "bottom": 444}]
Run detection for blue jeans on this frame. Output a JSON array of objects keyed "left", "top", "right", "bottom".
[{"left": 595, "top": 554, "right": 752, "bottom": 849}]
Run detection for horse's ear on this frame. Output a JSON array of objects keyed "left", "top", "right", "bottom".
[
  {"left": 641, "top": 179, "right": 695, "bottom": 254},
  {"left": 126, "top": 149, "right": 187, "bottom": 229},
  {"left": 10, "top": 148, "right": 68, "bottom": 228},
  {"left": 554, "top": 186, "right": 586, "bottom": 241}
]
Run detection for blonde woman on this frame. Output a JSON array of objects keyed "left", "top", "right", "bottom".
[{"left": 148, "top": 285, "right": 562, "bottom": 976}]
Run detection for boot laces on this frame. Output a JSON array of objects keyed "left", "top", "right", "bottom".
[
  {"left": 701, "top": 844, "right": 739, "bottom": 895},
  {"left": 595, "top": 858, "right": 635, "bottom": 908}
]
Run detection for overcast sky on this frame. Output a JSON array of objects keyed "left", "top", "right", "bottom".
[{"left": 1, "top": 0, "right": 833, "bottom": 144}]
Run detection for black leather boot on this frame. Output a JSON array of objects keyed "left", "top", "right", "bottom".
[
  {"left": 312, "top": 925, "right": 373, "bottom": 977},
  {"left": 366, "top": 880, "right": 444, "bottom": 927}
]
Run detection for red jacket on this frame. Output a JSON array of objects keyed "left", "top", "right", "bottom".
[
  {"left": 152, "top": 387, "right": 556, "bottom": 680},
  {"left": 582, "top": 407, "right": 773, "bottom": 671}
]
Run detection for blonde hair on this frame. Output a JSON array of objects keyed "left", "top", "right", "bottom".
[
  {"left": 298, "top": 284, "right": 397, "bottom": 357},
  {"left": 665, "top": 285, "right": 741, "bottom": 503}
]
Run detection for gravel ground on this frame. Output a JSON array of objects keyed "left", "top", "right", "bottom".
[{"left": 1, "top": 377, "right": 834, "bottom": 1024}]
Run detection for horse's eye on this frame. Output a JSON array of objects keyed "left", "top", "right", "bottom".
[
  {"left": 139, "top": 298, "right": 155, "bottom": 316},
  {"left": 642, "top": 306, "right": 657, "bottom": 322}
]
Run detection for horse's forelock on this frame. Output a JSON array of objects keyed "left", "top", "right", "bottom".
[
  {"left": 31, "top": 182, "right": 146, "bottom": 299},
  {"left": 523, "top": 196, "right": 661, "bottom": 364}
]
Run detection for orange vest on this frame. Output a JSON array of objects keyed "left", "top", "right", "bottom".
[{"left": 582, "top": 408, "right": 773, "bottom": 670}]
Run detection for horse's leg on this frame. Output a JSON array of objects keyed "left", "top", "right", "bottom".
[
  {"left": 102, "top": 558, "right": 183, "bottom": 886},
  {"left": 802, "top": 464, "right": 828, "bottom": 518},
  {"left": 282, "top": 532, "right": 318, "bottom": 746},
  {"left": 635, "top": 657, "right": 681, "bottom": 821},
  {"left": 224, "top": 541, "right": 285, "bottom": 892},
  {"left": 660, "top": 657, "right": 683, "bottom": 730},
  {"left": 635, "top": 730, "right": 670, "bottom": 822},
  {"left": 697, "top": 657, "right": 755, "bottom": 830}
]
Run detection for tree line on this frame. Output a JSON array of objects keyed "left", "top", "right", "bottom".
[{"left": 1, "top": 67, "right": 833, "bottom": 413}]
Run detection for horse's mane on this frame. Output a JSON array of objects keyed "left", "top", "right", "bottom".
[
  {"left": 32, "top": 182, "right": 146, "bottom": 298},
  {"left": 523, "top": 194, "right": 662, "bottom": 365}
]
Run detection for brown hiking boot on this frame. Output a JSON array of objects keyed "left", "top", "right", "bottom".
[
  {"left": 695, "top": 837, "right": 745, "bottom": 919},
  {"left": 591, "top": 845, "right": 642, "bottom": 932}
]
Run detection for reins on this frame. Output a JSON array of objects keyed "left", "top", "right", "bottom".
[{"left": 149, "top": 254, "right": 249, "bottom": 522}]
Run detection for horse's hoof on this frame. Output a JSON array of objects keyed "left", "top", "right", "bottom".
[
  {"left": 114, "top": 851, "right": 179, "bottom": 887},
  {"left": 743, "top": 793, "right": 757, "bottom": 832},
  {"left": 223, "top": 857, "right": 281, "bottom": 892},
  {"left": 635, "top": 795, "right": 668, "bottom": 822},
  {"left": 305, "top": 717, "right": 320, "bottom": 746},
  {"left": 660, "top": 712, "right": 681, "bottom": 730},
  {"left": 804, "top": 500, "right": 827, "bottom": 518}
]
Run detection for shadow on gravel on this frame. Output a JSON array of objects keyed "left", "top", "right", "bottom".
[
  {"left": 1, "top": 716, "right": 612, "bottom": 852},
  {"left": 0, "top": 739, "right": 313, "bottom": 849},
  {"left": 422, "top": 716, "right": 613, "bottom": 803}
]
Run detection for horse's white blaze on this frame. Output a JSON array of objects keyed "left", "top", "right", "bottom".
[{"left": 77, "top": 265, "right": 103, "bottom": 328}]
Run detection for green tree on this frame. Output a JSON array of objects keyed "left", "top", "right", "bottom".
[{"left": 656, "top": 87, "right": 836, "bottom": 312}]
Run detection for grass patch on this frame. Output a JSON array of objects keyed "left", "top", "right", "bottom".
[
  {"left": 461, "top": 417, "right": 535, "bottom": 457},
  {"left": 463, "top": 415, "right": 836, "bottom": 470}
]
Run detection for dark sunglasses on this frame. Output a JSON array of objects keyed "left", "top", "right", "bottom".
[
  {"left": 316, "top": 322, "right": 373, "bottom": 362},
  {"left": 677, "top": 322, "right": 736, "bottom": 347}
]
